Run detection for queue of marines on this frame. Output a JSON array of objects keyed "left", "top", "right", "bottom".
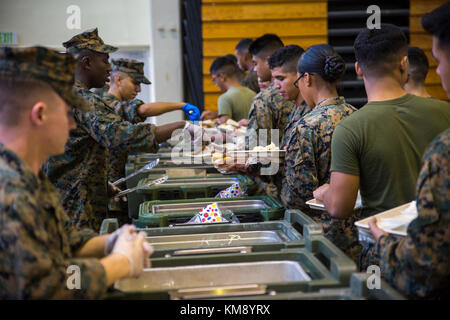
[{"left": 0, "top": 3, "right": 449, "bottom": 300}]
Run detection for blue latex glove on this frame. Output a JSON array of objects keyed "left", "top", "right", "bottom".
[{"left": 182, "top": 103, "right": 201, "bottom": 122}]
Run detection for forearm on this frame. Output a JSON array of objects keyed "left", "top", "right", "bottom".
[
  {"left": 100, "top": 253, "right": 131, "bottom": 286},
  {"left": 155, "top": 121, "right": 186, "bottom": 143},
  {"left": 73, "top": 235, "right": 108, "bottom": 258},
  {"left": 323, "top": 187, "right": 354, "bottom": 219},
  {"left": 138, "top": 102, "right": 185, "bottom": 117}
]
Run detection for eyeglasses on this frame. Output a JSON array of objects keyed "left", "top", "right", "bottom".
[{"left": 293, "top": 73, "right": 305, "bottom": 89}]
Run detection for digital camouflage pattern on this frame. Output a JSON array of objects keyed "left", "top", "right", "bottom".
[
  {"left": 0, "top": 46, "right": 88, "bottom": 111},
  {"left": 247, "top": 82, "right": 294, "bottom": 197},
  {"left": 280, "top": 101, "right": 312, "bottom": 150},
  {"left": 267, "top": 101, "right": 313, "bottom": 198},
  {"left": 280, "top": 97, "right": 361, "bottom": 262},
  {"left": 373, "top": 128, "right": 450, "bottom": 299},
  {"left": 0, "top": 144, "right": 108, "bottom": 299},
  {"left": 63, "top": 28, "right": 117, "bottom": 56},
  {"left": 247, "top": 82, "right": 295, "bottom": 148},
  {"left": 111, "top": 58, "right": 151, "bottom": 84},
  {"left": 44, "top": 80, "right": 159, "bottom": 231},
  {"left": 102, "top": 93, "right": 147, "bottom": 183}
]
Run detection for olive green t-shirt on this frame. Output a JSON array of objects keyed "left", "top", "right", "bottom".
[
  {"left": 331, "top": 94, "right": 450, "bottom": 217},
  {"left": 218, "top": 87, "right": 256, "bottom": 122}
]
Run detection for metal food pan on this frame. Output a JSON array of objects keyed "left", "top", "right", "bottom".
[
  {"left": 138, "top": 196, "right": 284, "bottom": 227},
  {"left": 114, "top": 260, "right": 311, "bottom": 293},
  {"left": 110, "top": 243, "right": 356, "bottom": 299},
  {"left": 141, "top": 177, "right": 240, "bottom": 187},
  {"left": 135, "top": 175, "right": 254, "bottom": 201},
  {"left": 152, "top": 199, "right": 269, "bottom": 214},
  {"left": 214, "top": 273, "right": 406, "bottom": 300},
  {"left": 99, "top": 210, "right": 323, "bottom": 257},
  {"left": 147, "top": 231, "right": 284, "bottom": 249}
]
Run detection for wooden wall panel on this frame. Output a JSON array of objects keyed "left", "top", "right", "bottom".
[
  {"left": 201, "top": 0, "right": 327, "bottom": 111},
  {"left": 410, "top": 0, "right": 448, "bottom": 102},
  {"left": 202, "top": 2, "right": 326, "bottom": 21},
  {"left": 203, "top": 36, "right": 327, "bottom": 58}
]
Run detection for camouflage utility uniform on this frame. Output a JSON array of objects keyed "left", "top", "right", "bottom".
[
  {"left": 373, "top": 128, "right": 450, "bottom": 299},
  {"left": 281, "top": 96, "right": 360, "bottom": 262},
  {"left": 247, "top": 82, "right": 294, "bottom": 197},
  {"left": 0, "top": 46, "right": 107, "bottom": 299},
  {"left": 103, "top": 58, "right": 152, "bottom": 184},
  {"left": 44, "top": 29, "right": 158, "bottom": 231},
  {"left": 0, "top": 145, "right": 107, "bottom": 299}
]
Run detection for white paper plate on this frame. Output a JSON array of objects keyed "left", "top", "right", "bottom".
[{"left": 306, "top": 192, "right": 362, "bottom": 211}]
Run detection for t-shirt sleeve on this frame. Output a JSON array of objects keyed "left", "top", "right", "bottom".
[
  {"left": 330, "top": 124, "right": 360, "bottom": 176},
  {"left": 218, "top": 94, "right": 233, "bottom": 117}
]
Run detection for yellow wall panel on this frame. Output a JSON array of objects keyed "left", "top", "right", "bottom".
[
  {"left": 423, "top": 50, "right": 438, "bottom": 68},
  {"left": 204, "top": 93, "right": 221, "bottom": 112},
  {"left": 201, "top": 0, "right": 327, "bottom": 111},
  {"left": 203, "top": 36, "right": 327, "bottom": 57},
  {"left": 410, "top": 0, "right": 447, "bottom": 15},
  {"left": 202, "top": 2, "right": 326, "bottom": 21},
  {"left": 203, "top": 20, "right": 327, "bottom": 39},
  {"left": 203, "top": 0, "right": 319, "bottom": 4}
]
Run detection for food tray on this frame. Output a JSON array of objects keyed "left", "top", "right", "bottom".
[{"left": 354, "top": 202, "right": 415, "bottom": 244}]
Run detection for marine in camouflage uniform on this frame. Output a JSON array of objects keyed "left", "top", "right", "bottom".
[
  {"left": 370, "top": 128, "right": 450, "bottom": 299},
  {"left": 280, "top": 101, "right": 311, "bottom": 150},
  {"left": 281, "top": 96, "right": 361, "bottom": 262},
  {"left": 0, "top": 46, "right": 108, "bottom": 299},
  {"left": 44, "top": 29, "right": 159, "bottom": 231},
  {"left": 103, "top": 58, "right": 152, "bottom": 184},
  {"left": 246, "top": 82, "right": 295, "bottom": 197},
  {"left": 270, "top": 101, "right": 312, "bottom": 197}
]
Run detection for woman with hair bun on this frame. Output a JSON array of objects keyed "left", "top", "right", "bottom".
[{"left": 281, "top": 44, "right": 360, "bottom": 262}]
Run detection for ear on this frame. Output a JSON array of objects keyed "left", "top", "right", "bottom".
[
  {"left": 29, "top": 102, "right": 47, "bottom": 127},
  {"left": 80, "top": 55, "right": 91, "bottom": 70},
  {"left": 355, "top": 61, "right": 364, "bottom": 78},
  {"left": 304, "top": 72, "right": 313, "bottom": 87},
  {"left": 114, "top": 73, "right": 121, "bottom": 85},
  {"left": 400, "top": 56, "right": 409, "bottom": 74}
]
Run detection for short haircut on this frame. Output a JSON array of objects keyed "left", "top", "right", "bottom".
[
  {"left": 0, "top": 75, "right": 55, "bottom": 127},
  {"left": 235, "top": 38, "right": 253, "bottom": 53},
  {"left": 224, "top": 54, "right": 238, "bottom": 65},
  {"left": 421, "top": 2, "right": 450, "bottom": 51},
  {"left": 268, "top": 45, "right": 304, "bottom": 74},
  {"left": 354, "top": 24, "right": 408, "bottom": 77},
  {"left": 109, "top": 70, "right": 130, "bottom": 84},
  {"left": 210, "top": 56, "right": 239, "bottom": 77},
  {"left": 248, "top": 34, "right": 284, "bottom": 58},
  {"left": 408, "top": 46, "right": 429, "bottom": 85}
]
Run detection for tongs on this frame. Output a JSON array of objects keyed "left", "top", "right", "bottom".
[
  {"left": 111, "top": 158, "right": 160, "bottom": 186},
  {"left": 113, "top": 174, "right": 168, "bottom": 198}
]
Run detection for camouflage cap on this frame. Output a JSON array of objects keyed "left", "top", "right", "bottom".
[
  {"left": 63, "top": 28, "right": 118, "bottom": 56},
  {"left": 0, "top": 46, "right": 89, "bottom": 111},
  {"left": 111, "top": 58, "right": 151, "bottom": 84}
]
